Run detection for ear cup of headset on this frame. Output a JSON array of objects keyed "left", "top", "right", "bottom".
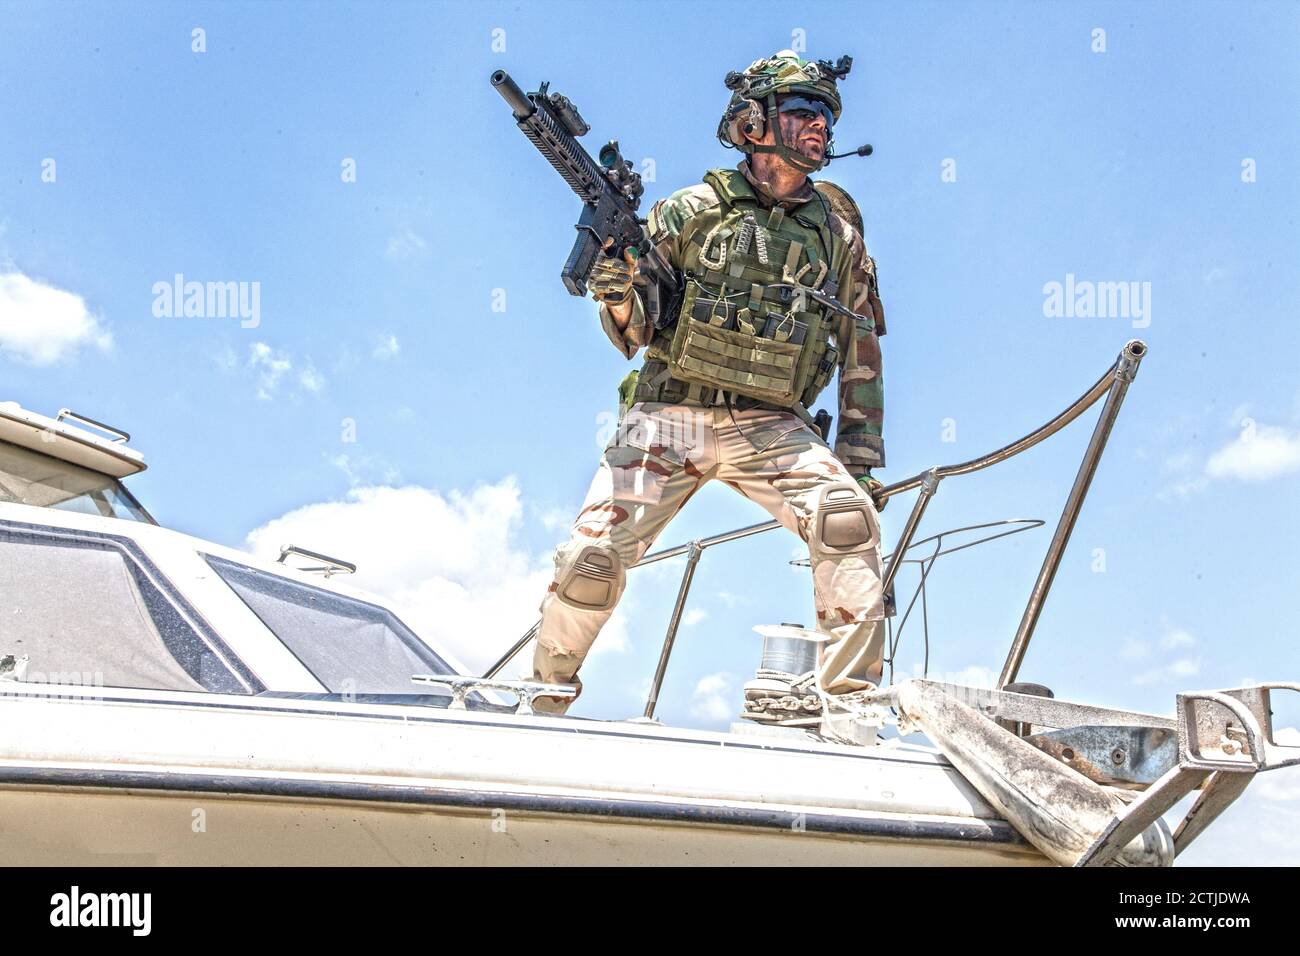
[{"left": 727, "top": 98, "right": 765, "bottom": 146}]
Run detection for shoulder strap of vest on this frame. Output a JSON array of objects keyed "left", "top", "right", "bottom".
[
  {"left": 795, "top": 180, "right": 832, "bottom": 228},
  {"left": 704, "top": 168, "right": 835, "bottom": 232},
  {"left": 703, "top": 168, "right": 758, "bottom": 208},
  {"left": 648, "top": 182, "right": 724, "bottom": 245}
]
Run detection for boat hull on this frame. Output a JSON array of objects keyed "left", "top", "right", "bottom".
[
  {"left": 0, "top": 780, "right": 1041, "bottom": 866},
  {"left": 0, "top": 687, "right": 1047, "bottom": 866}
]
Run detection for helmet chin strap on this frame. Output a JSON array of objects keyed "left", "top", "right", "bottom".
[{"left": 742, "top": 94, "right": 828, "bottom": 175}]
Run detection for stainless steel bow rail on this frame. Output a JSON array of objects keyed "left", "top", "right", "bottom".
[
  {"left": 486, "top": 340, "right": 1149, "bottom": 717},
  {"left": 881, "top": 338, "right": 1149, "bottom": 689}
]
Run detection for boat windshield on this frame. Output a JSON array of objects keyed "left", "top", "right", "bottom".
[
  {"left": 204, "top": 554, "right": 459, "bottom": 696},
  {"left": 0, "top": 440, "right": 153, "bottom": 523}
]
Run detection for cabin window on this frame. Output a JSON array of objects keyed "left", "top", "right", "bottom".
[
  {"left": 203, "top": 554, "right": 457, "bottom": 695},
  {"left": 0, "top": 440, "right": 153, "bottom": 523},
  {"left": 0, "top": 521, "right": 256, "bottom": 694}
]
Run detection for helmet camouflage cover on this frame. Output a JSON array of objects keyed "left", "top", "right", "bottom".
[{"left": 717, "top": 50, "right": 852, "bottom": 173}]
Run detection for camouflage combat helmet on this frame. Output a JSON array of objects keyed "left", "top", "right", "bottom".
[{"left": 717, "top": 50, "right": 853, "bottom": 174}]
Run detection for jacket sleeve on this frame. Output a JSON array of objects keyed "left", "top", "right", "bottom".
[
  {"left": 597, "top": 295, "right": 650, "bottom": 360},
  {"left": 595, "top": 192, "right": 694, "bottom": 359},
  {"left": 830, "top": 221, "right": 886, "bottom": 478}
]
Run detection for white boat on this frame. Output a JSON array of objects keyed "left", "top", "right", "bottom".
[{"left": 0, "top": 343, "right": 1294, "bottom": 867}]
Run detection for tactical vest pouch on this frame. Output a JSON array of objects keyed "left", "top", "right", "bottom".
[{"left": 667, "top": 280, "right": 815, "bottom": 406}]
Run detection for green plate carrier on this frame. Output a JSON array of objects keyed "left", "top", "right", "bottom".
[{"left": 662, "top": 169, "right": 844, "bottom": 409}]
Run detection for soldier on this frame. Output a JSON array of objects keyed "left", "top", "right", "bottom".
[{"left": 532, "top": 51, "right": 889, "bottom": 717}]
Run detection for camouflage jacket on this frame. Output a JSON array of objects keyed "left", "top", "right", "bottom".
[{"left": 599, "top": 161, "right": 887, "bottom": 476}]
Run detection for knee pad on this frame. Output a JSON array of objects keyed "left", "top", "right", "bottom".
[
  {"left": 807, "top": 483, "right": 886, "bottom": 626},
  {"left": 809, "top": 482, "right": 878, "bottom": 559},
  {"left": 554, "top": 544, "right": 625, "bottom": 612}
]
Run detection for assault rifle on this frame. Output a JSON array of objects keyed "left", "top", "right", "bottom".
[{"left": 491, "top": 70, "right": 681, "bottom": 327}]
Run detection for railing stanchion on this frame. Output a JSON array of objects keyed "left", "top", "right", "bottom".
[{"left": 643, "top": 540, "right": 705, "bottom": 719}]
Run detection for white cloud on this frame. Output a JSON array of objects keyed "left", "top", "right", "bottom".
[
  {"left": 1227, "top": 403, "right": 1253, "bottom": 427},
  {"left": 690, "top": 671, "right": 738, "bottom": 723},
  {"left": 1206, "top": 423, "right": 1300, "bottom": 482},
  {"left": 595, "top": 607, "right": 632, "bottom": 657},
  {"left": 1156, "top": 446, "right": 1209, "bottom": 501},
  {"left": 628, "top": 675, "right": 653, "bottom": 704},
  {"left": 1253, "top": 766, "right": 1300, "bottom": 804},
  {"left": 1159, "top": 414, "right": 1300, "bottom": 500},
  {"left": 0, "top": 271, "right": 112, "bottom": 365},
  {"left": 329, "top": 452, "right": 400, "bottom": 488},
  {"left": 1174, "top": 766, "right": 1300, "bottom": 864},
  {"left": 1133, "top": 657, "right": 1200, "bottom": 686},
  {"left": 1252, "top": 728, "right": 1300, "bottom": 803},
  {"left": 247, "top": 342, "right": 324, "bottom": 400},
  {"left": 297, "top": 360, "right": 324, "bottom": 393},
  {"left": 372, "top": 334, "right": 400, "bottom": 360},
  {"left": 1155, "top": 476, "right": 1208, "bottom": 502},
  {"left": 249, "top": 342, "right": 292, "bottom": 399},
  {"left": 386, "top": 230, "right": 429, "bottom": 260},
  {"left": 1120, "top": 639, "right": 1151, "bottom": 661},
  {"left": 244, "top": 478, "right": 559, "bottom": 675},
  {"left": 682, "top": 608, "right": 708, "bottom": 628},
  {"left": 535, "top": 504, "right": 576, "bottom": 534},
  {"left": 213, "top": 345, "right": 238, "bottom": 371},
  {"left": 1128, "top": 621, "right": 1200, "bottom": 685}
]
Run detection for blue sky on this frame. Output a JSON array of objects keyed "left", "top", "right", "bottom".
[{"left": 2, "top": 0, "right": 1297, "bottom": 863}]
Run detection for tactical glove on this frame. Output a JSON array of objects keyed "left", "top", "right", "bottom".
[
  {"left": 588, "top": 239, "right": 639, "bottom": 305},
  {"left": 859, "top": 475, "right": 887, "bottom": 513}
]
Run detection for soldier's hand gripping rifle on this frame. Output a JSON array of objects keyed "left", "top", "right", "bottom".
[{"left": 491, "top": 70, "right": 681, "bottom": 327}]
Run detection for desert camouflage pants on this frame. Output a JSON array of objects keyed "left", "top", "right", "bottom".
[{"left": 533, "top": 402, "right": 887, "bottom": 715}]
